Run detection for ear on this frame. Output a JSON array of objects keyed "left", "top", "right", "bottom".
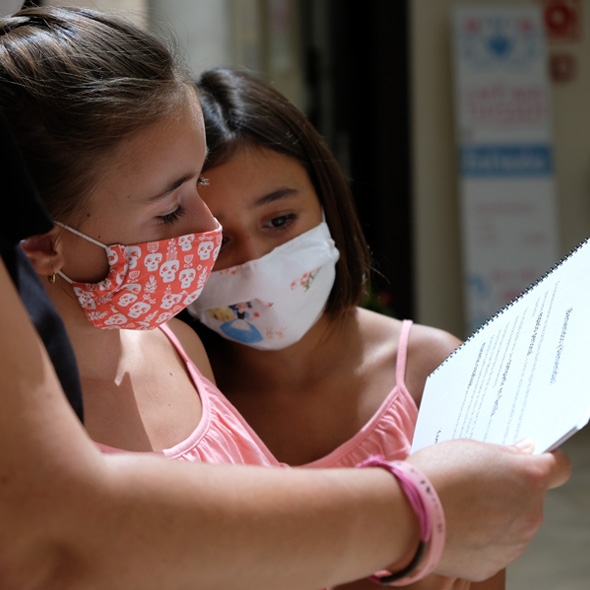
[{"left": 20, "top": 226, "right": 64, "bottom": 277}]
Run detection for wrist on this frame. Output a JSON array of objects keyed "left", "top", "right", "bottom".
[{"left": 356, "top": 456, "right": 446, "bottom": 586}]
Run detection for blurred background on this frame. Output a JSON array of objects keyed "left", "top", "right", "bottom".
[
  {"left": 27, "top": 0, "right": 590, "bottom": 587},
  {"left": 37, "top": 0, "right": 590, "bottom": 341}
]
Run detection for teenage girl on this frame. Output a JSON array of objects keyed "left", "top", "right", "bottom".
[{"left": 186, "top": 67, "right": 504, "bottom": 590}]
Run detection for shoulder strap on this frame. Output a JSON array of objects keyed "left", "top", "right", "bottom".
[{"left": 395, "top": 319, "right": 413, "bottom": 387}]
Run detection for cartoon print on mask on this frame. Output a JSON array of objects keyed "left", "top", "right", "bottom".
[
  {"left": 200, "top": 268, "right": 322, "bottom": 346},
  {"left": 190, "top": 221, "right": 339, "bottom": 350},
  {"left": 205, "top": 301, "right": 267, "bottom": 344}
]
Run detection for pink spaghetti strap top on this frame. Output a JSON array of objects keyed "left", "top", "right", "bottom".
[
  {"left": 96, "top": 323, "right": 282, "bottom": 467},
  {"left": 304, "top": 319, "right": 418, "bottom": 468},
  {"left": 98, "top": 320, "right": 417, "bottom": 471}
]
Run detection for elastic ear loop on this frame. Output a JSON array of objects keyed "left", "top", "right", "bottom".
[
  {"left": 54, "top": 221, "right": 108, "bottom": 248},
  {"left": 356, "top": 456, "right": 446, "bottom": 586},
  {"left": 53, "top": 222, "right": 108, "bottom": 284}
]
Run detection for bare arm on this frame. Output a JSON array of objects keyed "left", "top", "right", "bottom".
[
  {"left": 0, "top": 258, "right": 419, "bottom": 590},
  {"left": 0, "top": 260, "right": 571, "bottom": 590}
]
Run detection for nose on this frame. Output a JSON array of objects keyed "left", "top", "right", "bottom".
[
  {"left": 233, "top": 235, "right": 267, "bottom": 266},
  {"left": 217, "top": 232, "right": 271, "bottom": 270},
  {"left": 190, "top": 195, "right": 219, "bottom": 234}
]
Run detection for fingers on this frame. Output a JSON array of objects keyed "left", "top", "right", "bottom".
[
  {"left": 511, "top": 439, "right": 573, "bottom": 490},
  {"left": 408, "top": 438, "right": 572, "bottom": 581}
]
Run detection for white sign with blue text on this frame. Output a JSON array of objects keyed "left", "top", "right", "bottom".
[{"left": 452, "top": 4, "right": 559, "bottom": 334}]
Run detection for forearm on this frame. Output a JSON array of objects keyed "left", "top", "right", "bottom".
[
  {"left": 6, "top": 419, "right": 421, "bottom": 590},
  {"left": 0, "top": 257, "right": 419, "bottom": 589},
  {"left": 6, "top": 441, "right": 420, "bottom": 590},
  {"left": 77, "top": 456, "right": 418, "bottom": 590}
]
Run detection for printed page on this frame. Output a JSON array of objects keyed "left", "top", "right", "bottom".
[{"left": 412, "top": 239, "right": 590, "bottom": 454}]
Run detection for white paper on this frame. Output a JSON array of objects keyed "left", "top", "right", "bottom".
[{"left": 412, "top": 238, "right": 590, "bottom": 454}]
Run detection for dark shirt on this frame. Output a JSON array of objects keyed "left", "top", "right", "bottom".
[{"left": 0, "top": 110, "right": 84, "bottom": 421}]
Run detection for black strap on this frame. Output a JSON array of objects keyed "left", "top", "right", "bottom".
[{"left": 0, "top": 110, "right": 84, "bottom": 422}]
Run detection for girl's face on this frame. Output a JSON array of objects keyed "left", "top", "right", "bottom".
[
  {"left": 57, "top": 92, "right": 216, "bottom": 283},
  {"left": 200, "top": 146, "right": 323, "bottom": 271}
]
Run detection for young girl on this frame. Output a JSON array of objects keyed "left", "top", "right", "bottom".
[
  {"left": 186, "top": 68, "right": 503, "bottom": 590},
  {"left": 3, "top": 5, "right": 280, "bottom": 466}
]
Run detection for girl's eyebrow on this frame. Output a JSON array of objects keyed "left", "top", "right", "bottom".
[{"left": 251, "top": 188, "right": 298, "bottom": 209}]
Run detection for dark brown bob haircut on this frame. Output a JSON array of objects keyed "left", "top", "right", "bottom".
[{"left": 195, "top": 67, "right": 372, "bottom": 317}]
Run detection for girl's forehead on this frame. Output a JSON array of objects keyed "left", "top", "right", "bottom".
[{"left": 81, "top": 101, "right": 206, "bottom": 216}]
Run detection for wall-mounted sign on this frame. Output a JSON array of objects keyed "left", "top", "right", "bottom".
[{"left": 452, "top": 4, "right": 559, "bottom": 334}]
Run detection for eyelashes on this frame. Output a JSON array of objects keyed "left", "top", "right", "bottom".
[
  {"left": 158, "top": 204, "right": 186, "bottom": 225},
  {"left": 264, "top": 213, "right": 297, "bottom": 231},
  {"left": 158, "top": 177, "right": 208, "bottom": 225}
]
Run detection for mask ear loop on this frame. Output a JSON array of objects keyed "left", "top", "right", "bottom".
[
  {"left": 54, "top": 221, "right": 109, "bottom": 249},
  {"left": 54, "top": 222, "right": 109, "bottom": 284}
]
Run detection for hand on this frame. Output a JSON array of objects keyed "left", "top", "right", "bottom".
[{"left": 407, "top": 438, "right": 571, "bottom": 581}]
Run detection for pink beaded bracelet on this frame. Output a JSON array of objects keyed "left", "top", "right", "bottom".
[{"left": 356, "top": 456, "right": 446, "bottom": 586}]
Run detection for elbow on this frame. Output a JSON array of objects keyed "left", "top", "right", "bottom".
[{"left": 0, "top": 537, "right": 89, "bottom": 590}]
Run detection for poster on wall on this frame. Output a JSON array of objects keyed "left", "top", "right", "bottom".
[{"left": 452, "top": 4, "right": 559, "bottom": 334}]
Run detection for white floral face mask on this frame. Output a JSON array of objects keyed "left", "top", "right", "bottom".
[
  {"left": 56, "top": 222, "right": 222, "bottom": 330},
  {"left": 188, "top": 221, "right": 340, "bottom": 350}
]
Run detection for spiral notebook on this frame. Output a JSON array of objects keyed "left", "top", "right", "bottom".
[{"left": 412, "top": 237, "right": 590, "bottom": 454}]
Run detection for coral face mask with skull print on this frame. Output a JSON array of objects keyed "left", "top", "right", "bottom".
[{"left": 56, "top": 222, "right": 222, "bottom": 330}]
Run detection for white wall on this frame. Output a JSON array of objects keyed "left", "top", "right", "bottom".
[{"left": 411, "top": 0, "right": 590, "bottom": 338}]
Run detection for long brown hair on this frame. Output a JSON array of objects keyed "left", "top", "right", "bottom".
[{"left": 0, "top": 6, "right": 193, "bottom": 224}]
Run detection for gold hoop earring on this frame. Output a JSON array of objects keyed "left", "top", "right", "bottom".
[{"left": 47, "top": 273, "right": 56, "bottom": 284}]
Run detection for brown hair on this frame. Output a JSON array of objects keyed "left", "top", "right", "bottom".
[
  {"left": 196, "top": 67, "right": 372, "bottom": 316},
  {"left": 0, "top": 6, "right": 193, "bottom": 224}
]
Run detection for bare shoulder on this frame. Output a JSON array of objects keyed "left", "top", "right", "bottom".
[
  {"left": 356, "top": 307, "right": 404, "bottom": 338},
  {"left": 409, "top": 322, "right": 462, "bottom": 363},
  {"left": 164, "top": 318, "right": 216, "bottom": 383},
  {"left": 405, "top": 322, "right": 462, "bottom": 406},
  {"left": 355, "top": 308, "right": 460, "bottom": 361}
]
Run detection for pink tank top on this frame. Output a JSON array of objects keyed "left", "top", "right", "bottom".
[
  {"left": 303, "top": 319, "right": 418, "bottom": 468},
  {"left": 97, "top": 320, "right": 417, "bottom": 469},
  {"left": 96, "top": 323, "right": 282, "bottom": 466}
]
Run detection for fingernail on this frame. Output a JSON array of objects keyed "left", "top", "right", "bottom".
[{"left": 514, "top": 438, "right": 536, "bottom": 453}]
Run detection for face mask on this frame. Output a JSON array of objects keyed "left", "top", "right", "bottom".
[
  {"left": 188, "top": 221, "right": 340, "bottom": 350},
  {"left": 56, "top": 222, "right": 222, "bottom": 330}
]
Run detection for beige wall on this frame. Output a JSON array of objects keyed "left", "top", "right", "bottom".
[
  {"left": 43, "top": 0, "right": 147, "bottom": 27},
  {"left": 147, "top": 0, "right": 304, "bottom": 108},
  {"left": 411, "top": 0, "right": 590, "bottom": 339}
]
